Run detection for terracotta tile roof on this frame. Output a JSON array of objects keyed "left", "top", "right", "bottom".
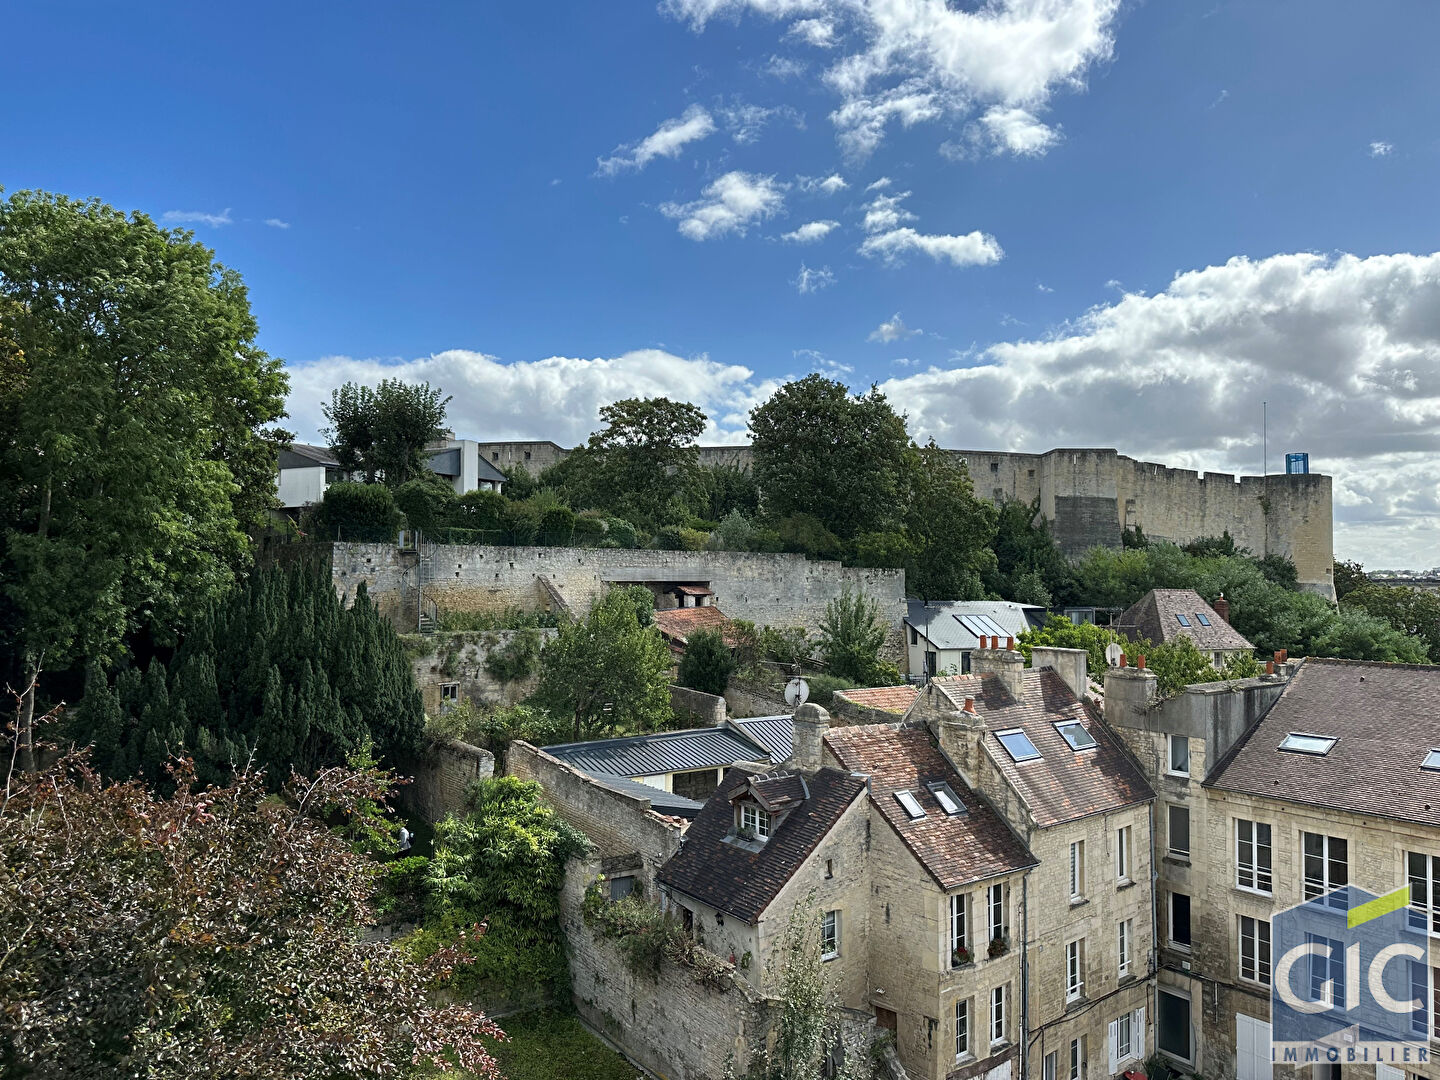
[
  {"left": 835, "top": 684, "right": 919, "bottom": 714},
  {"left": 825, "top": 724, "right": 1036, "bottom": 890},
  {"left": 741, "top": 772, "right": 810, "bottom": 813},
  {"left": 933, "top": 669, "right": 1155, "bottom": 828},
  {"left": 1115, "top": 589, "right": 1253, "bottom": 652},
  {"left": 657, "top": 766, "right": 866, "bottom": 923},
  {"left": 651, "top": 605, "right": 735, "bottom": 646},
  {"left": 1206, "top": 658, "right": 1440, "bottom": 826}
]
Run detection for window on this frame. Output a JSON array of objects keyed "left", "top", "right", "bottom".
[
  {"left": 1116, "top": 825, "right": 1133, "bottom": 883},
  {"left": 996, "top": 728, "right": 1041, "bottom": 762},
  {"left": 1118, "top": 919, "right": 1132, "bottom": 977},
  {"left": 1305, "top": 933, "right": 1345, "bottom": 1006},
  {"left": 820, "top": 910, "right": 840, "bottom": 959},
  {"left": 1238, "top": 915, "right": 1271, "bottom": 985},
  {"left": 609, "top": 875, "right": 636, "bottom": 901},
  {"left": 1175, "top": 613, "right": 1191, "bottom": 627},
  {"left": 440, "top": 682, "right": 459, "bottom": 709},
  {"left": 825, "top": 859, "right": 833, "bottom": 879},
  {"left": 950, "top": 893, "right": 969, "bottom": 962},
  {"left": 990, "top": 985, "right": 1006, "bottom": 1044},
  {"left": 1302, "top": 833, "right": 1348, "bottom": 903},
  {"left": 740, "top": 803, "right": 771, "bottom": 840},
  {"left": 1056, "top": 721, "right": 1097, "bottom": 751},
  {"left": 925, "top": 650, "right": 938, "bottom": 676},
  {"left": 1157, "top": 989, "right": 1192, "bottom": 1061},
  {"left": 1279, "top": 732, "right": 1338, "bottom": 755},
  {"left": 910, "top": 626, "right": 919, "bottom": 646},
  {"left": 1066, "top": 939, "right": 1086, "bottom": 1001},
  {"left": 988, "top": 883, "right": 1007, "bottom": 944},
  {"left": 1424, "top": 749, "right": 1440, "bottom": 771},
  {"left": 1169, "top": 805, "right": 1191, "bottom": 859},
  {"left": 929, "top": 782, "right": 966, "bottom": 816},
  {"left": 523, "top": 450, "right": 531, "bottom": 461},
  {"left": 1108, "top": 1008, "right": 1144, "bottom": 1072},
  {"left": 1043, "top": 1051, "right": 1057, "bottom": 1080},
  {"left": 1236, "top": 819, "right": 1273, "bottom": 893},
  {"left": 1407, "top": 962, "right": 1435, "bottom": 1040},
  {"left": 1069, "top": 1036, "right": 1086, "bottom": 1080},
  {"left": 1117, "top": 1012, "right": 1133, "bottom": 1059},
  {"left": 1170, "top": 893, "right": 1192, "bottom": 949},
  {"left": 954, "top": 998, "right": 969, "bottom": 1058},
  {"left": 1195, "top": 612, "right": 1212, "bottom": 627},
  {"left": 990, "top": 461, "right": 999, "bottom": 473},
  {"left": 1408, "top": 852, "right": 1440, "bottom": 935},
  {"left": 491, "top": 451, "right": 499, "bottom": 460},
  {"left": 1169, "top": 734, "right": 1190, "bottom": 776},
  {"left": 1069, "top": 840, "right": 1085, "bottom": 900},
  {"left": 894, "top": 790, "right": 927, "bottom": 820}
]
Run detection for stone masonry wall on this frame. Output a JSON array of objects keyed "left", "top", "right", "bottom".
[
  {"left": 670, "top": 684, "right": 727, "bottom": 727},
  {"left": 331, "top": 542, "right": 908, "bottom": 645},
  {"left": 403, "top": 628, "right": 557, "bottom": 714},
  {"left": 403, "top": 738, "right": 495, "bottom": 823}
]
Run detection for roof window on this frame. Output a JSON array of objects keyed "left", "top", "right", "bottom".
[
  {"left": 894, "top": 790, "right": 926, "bottom": 820},
  {"left": 1279, "top": 732, "right": 1338, "bottom": 756},
  {"left": 996, "top": 728, "right": 1042, "bottom": 763},
  {"left": 1175, "top": 613, "right": 1192, "bottom": 627},
  {"left": 1423, "top": 750, "right": 1440, "bottom": 771},
  {"left": 927, "top": 781, "right": 967, "bottom": 816},
  {"left": 1055, "top": 720, "right": 1098, "bottom": 752},
  {"left": 1195, "top": 612, "right": 1212, "bottom": 627}
]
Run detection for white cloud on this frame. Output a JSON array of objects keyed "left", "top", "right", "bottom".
[
  {"left": 719, "top": 102, "right": 802, "bottom": 143},
  {"left": 865, "top": 176, "right": 892, "bottom": 190},
  {"left": 664, "top": 0, "right": 1119, "bottom": 159},
  {"left": 1370, "top": 140, "right": 1394, "bottom": 157},
  {"left": 860, "top": 189, "right": 915, "bottom": 232},
  {"left": 977, "top": 107, "right": 1059, "bottom": 156},
  {"left": 792, "top": 262, "right": 837, "bottom": 293},
  {"left": 264, "top": 218, "right": 291, "bottom": 229},
  {"left": 161, "top": 208, "right": 233, "bottom": 227},
  {"left": 860, "top": 226, "right": 1003, "bottom": 266},
  {"left": 763, "top": 54, "right": 809, "bottom": 79},
  {"left": 596, "top": 105, "right": 716, "bottom": 175},
  {"left": 799, "top": 173, "right": 848, "bottom": 194},
  {"left": 868, "top": 312, "right": 921, "bottom": 342},
  {"left": 660, "top": 171, "right": 787, "bottom": 240},
  {"left": 794, "top": 346, "right": 852, "bottom": 375},
  {"left": 1037, "top": 282, "right": 1053, "bottom": 293},
  {"left": 782, "top": 219, "right": 840, "bottom": 243}
]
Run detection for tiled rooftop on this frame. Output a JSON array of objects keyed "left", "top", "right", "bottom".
[
  {"left": 835, "top": 684, "right": 919, "bottom": 714},
  {"left": 651, "top": 605, "right": 735, "bottom": 646},
  {"left": 1115, "top": 589, "right": 1253, "bottom": 652}
]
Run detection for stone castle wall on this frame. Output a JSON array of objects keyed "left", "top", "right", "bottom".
[{"left": 402, "top": 628, "right": 557, "bottom": 715}]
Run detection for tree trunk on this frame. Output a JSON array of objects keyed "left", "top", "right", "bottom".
[{"left": 18, "top": 657, "right": 39, "bottom": 774}]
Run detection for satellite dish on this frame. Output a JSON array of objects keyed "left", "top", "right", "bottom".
[
  {"left": 784, "top": 678, "right": 810, "bottom": 707},
  {"left": 1104, "top": 642, "right": 1124, "bottom": 668}
]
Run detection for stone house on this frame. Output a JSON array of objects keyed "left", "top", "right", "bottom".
[{"left": 1114, "top": 588, "right": 1254, "bottom": 669}]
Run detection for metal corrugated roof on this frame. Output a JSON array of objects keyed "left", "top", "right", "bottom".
[
  {"left": 729, "top": 715, "right": 794, "bottom": 762},
  {"left": 545, "top": 725, "right": 773, "bottom": 778},
  {"left": 905, "top": 600, "right": 1044, "bottom": 650},
  {"left": 590, "top": 774, "right": 706, "bottom": 818}
]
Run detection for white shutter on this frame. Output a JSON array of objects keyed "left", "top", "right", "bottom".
[
  {"left": 1377, "top": 1065, "right": 1405, "bottom": 1080},
  {"left": 1133, "top": 1007, "right": 1146, "bottom": 1061},
  {"left": 1107, "top": 1020, "right": 1120, "bottom": 1075}
]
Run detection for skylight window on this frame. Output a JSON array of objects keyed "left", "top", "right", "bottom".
[
  {"left": 1195, "top": 612, "right": 1212, "bottom": 627},
  {"left": 1279, "top": 732, "right": 1338, "bottom": 756},
  {"left": 1056, "top": 721, "right": 1098, "bottom": 752},
  {"left": 996, "top": 729, "right": 1042, "bottom": 763},
  {"left": 894, "top": 790, "right": 926, "bottom": 820},
  {"left": 928, "top": 781, "right": 966, "bottom": 816},
  {"left": 1175, "top": 614, "right": 1192, "bottom": 627},
  {"left": 1423, "top": 750, "right": 1440, "bottom": 771}
]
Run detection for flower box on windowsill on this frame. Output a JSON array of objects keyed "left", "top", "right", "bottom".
[
  {"left": 951, "top": 946, "right": 973, "bottom": 968},
  {"left": 987, "top": 936, "right": 1009, "bottom": 959}
]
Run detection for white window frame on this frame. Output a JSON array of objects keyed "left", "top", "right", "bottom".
[
  {"left": 949, "top": 892, "right": 969, "bottom": 962},
  {"left": 1116, "top": 824, "right": 1132, "bottom": 884},
  {"left": 1236, "top": 819, "right": 1273, "bottom": 894},
  {"left": 1070, "top": 840, "right": 1085, "bottom": 901},
  {"left": 988, "top": 883, "right": 1006, "bottom": 944},
  {"left": 1108, "top": 1007, "right": 1144, "bottom": 1072},
  {"left": 1043, "top": 1050, "right": 1058, "bottom": 1080},
  {"left": 1408, "top": 852, "right": 1440, "bottom": 936},
  {"left": 1118, "top": 919, "right": 1132, "bottom": 978},
  {"left": 1170, "top": 892, "right": 1192, "bottom": 951},
  {"left": 1069, "top": 1036, "right": 1085, "bottom": 1080},
  {"left": 1302, "top": 832, "right": 1348, "bottom": 903},
  {"left": 740, "top": 803, "right": 771, "bottom": 840},
  {"left": 1169, "top": 804, "right": 1191, "bottom": 859},
  {"left": 990, "top": 984, "right": 1007, "bottom": 1046},
  {"left": 1066, "top": 938, "right": 1085, "bottom": 1002},
  {"left": 1168, "top": 734, "right": 1190, "bottom": 777},
  {"left": 954, "top": 997, "right": 970, "bottom": 1059},
  {"left": 820, "top": 910, "right": 839, "bottom": 960},
  {"left": 1238, "top": 914, "right": 1271, "bottom": 986}
]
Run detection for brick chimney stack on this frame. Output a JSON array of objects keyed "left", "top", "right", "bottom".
[
  {"left": 1213, "top": 593, "right": 1231, "bottom": 624},
  {"left": 970, "top": 638, "right": 1025, "bottom": 701}
]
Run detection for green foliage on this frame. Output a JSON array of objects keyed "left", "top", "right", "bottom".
[
  {"left": 484, "top": 627, "right": 544, "bottom": 683},
  {"left": 1145, "top": 636, "right": 1223, "bottom": 697},
  {"left": 1313, "top": 606, "right": 1429, "bottom": 663},
  {"left": 1017, "top": 615, "right": 1127, "bottom": 676},
  {"left": 1182, "top": 530, "right": 1247, "bottom": 558},
  {"left": 1220, "top": 651, "right": 1263, "bottom": 680},
  {"left": 802, "top": 673, "right": 859, "bottom": 707},
  {"left": 709, "top": 509, "right": 757, "bottom": 551},
  {"left": 69, "top": 565, "right": 424, "bottom": 788},
  {"left": 1333, "top": 558, "right": 1369, "bottom": 601},
  {"left": 775, "top": 513, "right": 843, "bottom": 559},
  {"left": 482, "top": 1009, "right": 640, "bottom": 1080},
  {"left": 728, "top": 620, "right": 812, "bottom": 672},
  {"left": 322, "top": 378, "right": 451, "bottom": 486},
  {"left": 696, "top": 462, "right": 760, "bottom": 521},
  {"left": 902, "top": 441, "right": 997, "bottom": 601},
  {"left": 582, "top": 880, "right": 732, "bottom": 988},
  {"left": 986, "top": 496, "right": 1072, "bottom": 604},
  {"left": 434, "top": 608, "right": 561, "bottom": 632},
  {"left": 653, "top": 524, "right": 710, "bottom": 550},
  {"left": 1011, "top": 569, "right": 1052, "bottom": 607},
  {"left": 375, "top": 855, "right": 431, "bottom": 924},
  {"left": 499, "top": 464, "right": 539, "bottom": 501},
  {"left": 819, "top": 589, "right": 900, "bottom": 686},
  {"left": 1342, "top": 583, "right": 1440, "bottom": 661},
  {"left": 677, "top": 628, "right": 735, "bottom": 696},
  {"left": 425, "top": 701, "right": 570, "bottom": 758},
  {"left": 753, "top": 901, "right": 833, "bottom": 1080},
  {"left": 750, "top": 374, "right": 911, "bottom": 540},
  {"left": 307, "top": 481, "right": 405, "bottom": 542},
  {"left": 393, "top": 475, "right": 458, "bottom": 537},
  {"left": 532, "top": 587, "right": 673, "bottom": 740}
]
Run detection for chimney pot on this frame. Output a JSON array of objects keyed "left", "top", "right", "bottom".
[
  {"left": 1119, "top": 653, "right": 1128, "bottom": 668},
  {"left": 963, "top": 697, "right": 975, "bottom": 713},
  {"left": 1280, "top": 649, "right": 1288, "bottom": 663},
  {"left": 1006, "top": 636, "right": 1015, "bottom": 651},
  {"left": 1273, "top": 650, "right": 1283, "bottom": 663},
  {"left": 1266, "top": 660, "right": 1275, "bottom": 675},
  {"left": 1137, "top": 655, "right": 1147, "bottom": 670}
]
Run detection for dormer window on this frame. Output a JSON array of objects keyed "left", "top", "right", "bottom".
[{"left": 739, "top": 802, "right": 771, "bottom": 840}]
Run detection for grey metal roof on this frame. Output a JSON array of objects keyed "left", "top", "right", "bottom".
[
  {"left": 426, "top": 447, "right": 462, "bottom": 477},
  {"left": 590, "top": 774, "right": 706, "bottom": 819},
  {"left": 545, "top": 724, "right": 775, "bottom": 778},
  {"left": 279, "top": 442, "right": 340, "bottom": 469},
  {"left": 905, "top": 600, "right": 1044, "bottom": 650},
  {"left": 475, "top": 456, "right": 507, "bottom": 483},
  {"left": 729, "top": 715, "right": 794, "bottom": 762}
]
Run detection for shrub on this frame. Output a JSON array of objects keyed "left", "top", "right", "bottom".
[
  {"left": 538, "top": 505, "right": 576, "bottom": 545},
  {"left": 677, "top": 628, "right": 735, "bottom": 696},
  {"left": 484, "top": 627, "right": 543, "bottom": 683},
  {"left": 393, "top": 477, "right": 457, "bottom": 537},
  {"left": 708, "top": 510, "right": 755, "bottom": 551},
  {"left": 653, "top": 525, "right": 709, "bottom": 551},
  {"left": 802, "top": 673, "right": 858, "bottom": 707},
  {"left": 573, "top": 512, "right": 608, "bottom": 546},
  {"left": 375, "top": 855, "right": 431, "bottom": 924},
  {"left": 818, "top": 588, "right": 898, "bottom": 685},
  {"left": 308, "top": 481, "right": 404, "bottom": 542},
  {"left": 605, "top": 517, "right": 639, "bottom": 549}
]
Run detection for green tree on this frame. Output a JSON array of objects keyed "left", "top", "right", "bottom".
[
  {"left": 306, "top": 481, "right": 405, "bottom": 541},
  {"left": 1313, "top": 606, "right": 1430, "bottom": 663},
  {"left": 1144, "top": 636, "right": 1221, "bottom": 697},
  {"left": 393, "top": 475, "right": 458, "bottom": 537},
  {"left": 696, "top": 462, "right": 760, "bottom": 521},
  {"left": 1333, "top": 558, "right": 1369, "bottom": 600},
  {"left": 708, "top": 509, "right": 756, "bottom": 551},
  {"left": 322, "top": 378, "right": 451, "bottom": 486},
  {"left": 903, "top": 442, "right": 998, "bottom": 600},
  {"left": 818, "top": 588, "right": 899, "bottom": 686},
  {"left": 533, "top": 588, "right": 673, "bottom": 739},
  {"left": 749, "top": 375, "right": 910, "bottom": 540},
  {"left": 0, "top": 191, "right": 289, "bottom": 767},
  {"left": 987, "top": 496, "right": 1072, "bottom": 603},
  {"left": 1017, "top": 615, "right": 1127, "bottom": 675},
  {"left": 1342, "top": 583, "right": 1440, "bottom": 660},
  {"left": 676, "top": 628, "right": 735, "bottom": 696}
]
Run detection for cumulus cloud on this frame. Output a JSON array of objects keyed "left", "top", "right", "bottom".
[
  {"left": 782, "top": 219, "right": 840, "bottom": 243},
  {"left": 596, "top": 105, "right": 716, "bottom": 175},
  {"left": 792, "top": 262, "right": 837, "bottom": 293},
  {"left": 660, "top": 171, "right": 787, "bottom": 240},
  {"left": 868, "top": 312, "right": 921, "bottom": 342},
  {"left": 264, "top": 218, "right": 291, "bottom": 229},
  {"left": 1370, "top": 140, "right": 1394, "bottom": 157},
  {"left": 798, "top": 173, "right": 848, "bottom": 194},
  {"left": 857, "top": 188, "right": 1001, "bottom": 267},
  {"left": 663, "top": 0, "right": 1119, "bottom": 159},
  {"left": 861, "top": 189, "right": 915, "bottom": 232},
  {"left": 161, "top": 208, "right": 233, "bottom": 227}
]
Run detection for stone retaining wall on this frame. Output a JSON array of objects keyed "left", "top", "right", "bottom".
[
  {"left": 403, "top": 738, "right": 495, "bottom": 822},
  {"left": 669, "top": 684, "right": 727, "bottom": 728}
]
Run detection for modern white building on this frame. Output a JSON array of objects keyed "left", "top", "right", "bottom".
[
  {"left": 274, "top": 438, "right": 505, "bottom": 511},
  {"left": 904, "top": 599, "right": 1047, "bottom": 677}
]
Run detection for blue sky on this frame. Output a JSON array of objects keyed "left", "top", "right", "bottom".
[{"left": 4, "top": 1, "right": 1439, "bottom": 567}]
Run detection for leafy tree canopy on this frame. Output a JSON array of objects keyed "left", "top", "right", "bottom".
[
  {"left": 677, "top": 628, "right": 735, "bottom": 696},
  {"left": 322, "top": 378, "right": 451, "bottom": 486},
  {"left": 1342, "top": 582, "right": 1440, "bottom": 661},
  {"left": 818, "top": 588, "right": 901, "bottom": 686},
  {"left": 903, "top": 441, "right": 998, "bottom": 601},
  {"left": 1333, "top": 558, "right": 1369, "bottom": 601}
]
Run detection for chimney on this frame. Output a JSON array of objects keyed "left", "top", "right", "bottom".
[
  {"left": 1102, "top": 662, "right": 1158, "bottom": 730},
  {"left": 1031, "top": 646, "right": 1089, "bottom": 702},
  {"left": 971, "top": 637, "right": 1025, "bottom": 701},
  {"left": 1213, "top": 593, "right": 1231, "bottom": 624},
  {"left": 935, "top": 689, "right": 987, "bottom": 783},
  {"left": 787, "top": 702, "right": 830, "bottom": 774}
]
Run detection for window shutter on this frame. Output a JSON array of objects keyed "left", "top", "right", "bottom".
[
  {"left": 1107, "top": 1020, "right": 1119, "bottom": 1074},
  {"left": 1134, "top": 1007, "right": 1146, "bottom": 1059}
]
